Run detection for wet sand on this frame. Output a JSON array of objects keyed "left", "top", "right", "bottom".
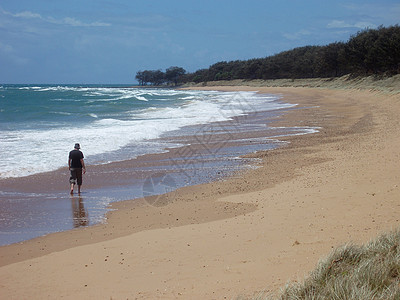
[{"left": 1, "top": 86, "right": 400, "bottom": 299}]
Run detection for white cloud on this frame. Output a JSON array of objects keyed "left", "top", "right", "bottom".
[
  {"left": 13, "top": 11, "right": 43, "bottom": 19},
  {"left": 1, "top": 8, "right": 111, "bottom": 27},
  {"left": 54, "top": 17, "right": 111, "bottom": 27},
  {"left": 327, "top": 20, "right": 376, "bottom": 29}
]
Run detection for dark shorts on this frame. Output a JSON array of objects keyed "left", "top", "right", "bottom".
[{"left": 69, "top": 168, "right": 83, "bottom": 186}]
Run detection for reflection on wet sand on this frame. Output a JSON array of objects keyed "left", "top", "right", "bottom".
[{"left": 70, "top": 196, "right": 88, "bottom": 228}]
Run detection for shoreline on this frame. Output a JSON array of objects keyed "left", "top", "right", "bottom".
[
  {"left": 1, "top": 85, "right": 400, "bottom": 299},
  {"left": 0, "top": 93, "right": 298, "bottom": 246}
]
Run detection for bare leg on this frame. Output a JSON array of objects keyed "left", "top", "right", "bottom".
[
  {"left": 78, "top": 185, "right": 81, "bottom": 194},
  {"left": 70, "top": 183, "right": 74, "bottom": 195}
]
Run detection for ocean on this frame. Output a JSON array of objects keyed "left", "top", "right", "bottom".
[{"left": 0, "top": 85, "right": 317, "bottom": 245}]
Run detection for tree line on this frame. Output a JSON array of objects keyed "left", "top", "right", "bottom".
[
  {"left": 182, "top": 25, "right": 400, "bottom": 83},
  {"left": 135, "top": 25, "right": 400, "bottom": 85},
  {"left": 135, "top": 66, "right": 186, "bottom": 86}
]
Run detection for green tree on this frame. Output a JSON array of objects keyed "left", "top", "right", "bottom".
[
  {"left": 158, "top": 25, "right": 400, "bottom": 84},
  {"left": 149, "top": 70, "right": 165, "bottom": 85},
  {"left": 165, "top": 66, "right": 186, "bottom": 86},
  {"left": 135, "top": 71, "right": 145, "bottom": 86},
  {"left": 135, "top": 70, "right": 166, "bottom": 85}
]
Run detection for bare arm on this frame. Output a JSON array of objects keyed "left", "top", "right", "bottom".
[{"left": 80, "top": 159, "right": 86, "bottom": 174}]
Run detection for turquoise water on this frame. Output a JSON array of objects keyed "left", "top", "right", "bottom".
[{"left": 0, "top": 85, "right": 293, "bottom": 178}]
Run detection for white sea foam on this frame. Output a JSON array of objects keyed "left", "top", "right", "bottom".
[
  {"left": 0, "top": 88, "right": 297, "bottom": 178},
  {"left": 134, "top": 96, "right": 148, "bottom": 101}
]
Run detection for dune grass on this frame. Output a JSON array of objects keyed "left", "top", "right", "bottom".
[{"left": 254, "top": 229, "right": 400, "bottom": 300}]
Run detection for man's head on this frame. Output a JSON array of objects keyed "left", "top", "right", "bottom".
[{"left": 74, "top": 143, "right": 80, "bottom": 150}]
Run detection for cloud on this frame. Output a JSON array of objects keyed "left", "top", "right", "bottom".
[
  {"left": 327, "top": 20, "right": 376, "bottom": 29},
  {"left": 1, "top": 8, "right": 111, "bottom": 27},
  {"left": 53, "top": 17, "right": 111, "bottom": 27},
  {"left": 13, "top": 11, "right": 43, "bottom": 19},
  {"left": 283, "top": 30, "right": 312, "bottom": 40},
  {"left": 342, "top": 2, "right": 400, "bottom": 24}
]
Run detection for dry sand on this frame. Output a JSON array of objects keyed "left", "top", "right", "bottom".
[{"left": 1, "top": 84, "right": 400, "bottom": 299}]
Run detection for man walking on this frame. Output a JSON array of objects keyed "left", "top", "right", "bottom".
[{"left": 68, "top": 143, "right": 86, "bottom": 195}]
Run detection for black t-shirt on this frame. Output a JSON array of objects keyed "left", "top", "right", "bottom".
[{"left": 69, "top": 149, "right": 84, "bottom": 168}]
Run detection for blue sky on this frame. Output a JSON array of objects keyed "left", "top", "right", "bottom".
[{"left": 1, "top": 0, "right": 399, "bottom": 84}]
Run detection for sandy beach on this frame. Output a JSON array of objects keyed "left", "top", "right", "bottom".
[{"left": 1, "top": 84, "right": 400, "bottom": 299}]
